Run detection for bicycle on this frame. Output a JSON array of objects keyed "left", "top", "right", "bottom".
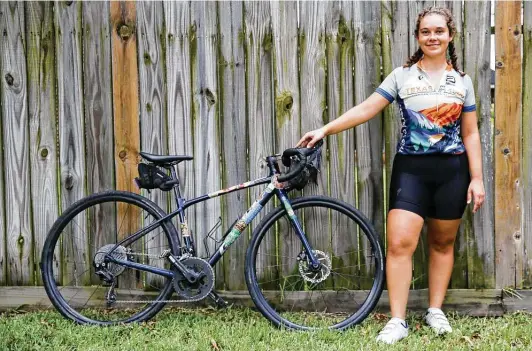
[{"left": 41, "top": 140, "right": 384, "bottom": 330}]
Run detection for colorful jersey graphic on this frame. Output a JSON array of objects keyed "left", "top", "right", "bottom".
[{"left": 376, "top": 60, "right": 476, "bottom": 155}]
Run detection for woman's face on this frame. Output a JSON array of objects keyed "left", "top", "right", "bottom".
[{"left": 417, "top": 14, "right": 453, "bottom": 59}]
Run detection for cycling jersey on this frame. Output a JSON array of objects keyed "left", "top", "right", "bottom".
[{"left": 376, "top": 59, "right": 476, "bottom": 155}]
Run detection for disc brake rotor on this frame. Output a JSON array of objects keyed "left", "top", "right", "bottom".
[
  {"left": 93, "top": 244, "right": 127, "bottom": 276},
  {"left": 172, "top": 257, "right": 215, "bottom": 301},
  {"left": 298, "top": 250, "right": 332, "bottom": 284}
]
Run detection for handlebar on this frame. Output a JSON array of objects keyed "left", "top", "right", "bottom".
[{"left": 277, "top": 139, "right": 323, "bottom": 182}]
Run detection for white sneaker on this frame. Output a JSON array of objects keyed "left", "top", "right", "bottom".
[
  {"left": 376, "top": 317, "right": 409, "bottom": 344},
  {"left": 424, "top": 307, "right": 452, "bottom": 334}
]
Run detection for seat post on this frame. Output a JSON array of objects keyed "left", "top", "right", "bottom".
[{"left": 169, "top": 165, "right": 182, "bottom": 202}]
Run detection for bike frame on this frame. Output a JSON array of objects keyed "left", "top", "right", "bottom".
[{"left": 106, "top": 156, "right": 320, "bottom": 278}]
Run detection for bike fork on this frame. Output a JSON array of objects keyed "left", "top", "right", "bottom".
[{"left": 275, "top": 189, "right": 320, "bottom": 268}]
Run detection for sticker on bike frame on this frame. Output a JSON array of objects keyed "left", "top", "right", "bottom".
[
  {"left": 180, "top": 220, "right": 190, "bottom": 237},
  {"left": 208, "top": 179, "right": 265, "bottom": 198},
  {"left": 218, "top": 183, "right": 275, "bottom": 254},
  {"left": 280, "top": 195, "right": 296, "bottom": 218}
]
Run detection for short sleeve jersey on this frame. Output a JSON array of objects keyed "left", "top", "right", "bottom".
[{"left": 375, "top": 59, "right": 476, "bottom": 155}]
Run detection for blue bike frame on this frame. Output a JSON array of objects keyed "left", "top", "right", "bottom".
[{"left": 105, "top": 156, "right": 320, "bottom": 278}]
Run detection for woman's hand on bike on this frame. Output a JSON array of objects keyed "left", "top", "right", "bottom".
[{"left": 297, "top": 127, "right": 326, "bottom": 148}]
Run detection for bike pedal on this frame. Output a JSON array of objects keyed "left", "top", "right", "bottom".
[{"left": 208, "top": 291, "right": 229, "bottom": 309}]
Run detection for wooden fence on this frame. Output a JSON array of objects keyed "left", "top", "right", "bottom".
[{"left": 0, "top": 0, "right": 530, "bottom": 298}]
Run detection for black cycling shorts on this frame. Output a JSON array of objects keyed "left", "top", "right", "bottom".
[{"left": 388, "top": 153, "right": 470, "bottom": 220}]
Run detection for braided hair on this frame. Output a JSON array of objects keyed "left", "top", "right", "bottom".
[{"left": 403, "top": 6, "right": 465, "bottom": 77}]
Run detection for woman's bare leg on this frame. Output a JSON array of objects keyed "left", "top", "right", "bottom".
[
  {"left": 426, "top": 218, "right": 461, "bottom": 308},
  {"left": 386, "top": 209, "right": 425, "bottom": 319}
]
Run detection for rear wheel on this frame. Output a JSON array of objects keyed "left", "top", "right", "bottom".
[
  {"left": 245, "top": 196, "right": 384, "bottom": 330},
  {"left": 41, "top": 191, "right": 179, "bottom": 325}
]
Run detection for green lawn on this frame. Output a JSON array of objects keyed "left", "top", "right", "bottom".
[{"left": 1, "top": 307, "right": 531, "bottom": 350}]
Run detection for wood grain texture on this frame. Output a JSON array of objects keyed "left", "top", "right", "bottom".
[
  {"left": 523, "top": 1, "right": 532, "bottom": 288},
  {"left": 323, "top": 1, "right": 357, "bottom": 289},
  {"left": 111, "top": 1, "right": 140, "bottom": 195},
  {"left": 494, "top": 1, "right": 522, "bottom": 289},
  {"left": 55, "top": 0, "right": 88, "bottom": 285},
  {"left": 191, "top": 2, "right": 221, "bottom": 259},
  {"left": 299, "top": 0, "right": 330, "bottom": 286},
  {"left": 164, "top": 1, "right": 194, "bottom": 200},
  {"left": 26, "top": 1, "right": 59, "bottom": 286},
  {"left": 459, "top": 1, "right": 494, "bottom": 289},
  {"left": 82, "top": 2, "right": 114, "bottom": 195},
  {"left": 218, "top": 1, "right": 247, "bottom": 290},
  {"left": 243, "top": 1, "right": 275, "bottom": 284},
  {"left": 137, "top": 1, "right": 168, "bottom": 286},
  {"left": 353, "top": 1, "right": 384, "bottom": 288},
  {"left": 82, "top": 2, "right": 115, "bottom": 285},
  {"left": 270, "top": 0, "right": 301, "bottom": 281},
  {"left": 110, "top": 1, "right": 141, "bottom": 290},
  {"left": 0, "top": 2, "right": 32, "bottom": 285}
]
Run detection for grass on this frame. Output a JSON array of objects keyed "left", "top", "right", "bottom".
[{"left": 1, "top": 307, "right": 531, "bottom": 351}]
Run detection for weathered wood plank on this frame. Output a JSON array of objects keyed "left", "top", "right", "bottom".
[
  {"left": 353, "top": 1, "right": 384, "bottom": 288},
  {"left": 324, "top": 1, "right": 357, "bottom": 289},
  {"left": 299, "top": 0, "right": 329, "bottom": 286},
  {"left": 137, "top": 1, "right": 168, "bottom": 286},
  {"left": 110, "top": 1, "right": 141, "bottom": 289},
  {"left": 218, "top": 1, "right": 247, "bottom": 290},
  {"left": 271, "top": 0, "right": 301, "bottom": 282},
  {"left": 164, "top": 1, "right": 194, "bottom": 200},
  {"left": 494, "top": 1, "right": 523, "bottom": 289},
  {"left": 111, "top": 1, "right": 140, "bottom": 195},
  {"left": 523, "top": 1, "right": 532, "bottom": 288},
  {"left": 243, "top": 1, "right": 275, "bottom": 285},
  {"left": 55, "top": 0, "right": 88, "bottom": 285},
  {"left": 82, "top": 2, "right": 114, "bottom": 196},
  {"left": 0, "top": 286, "right": 508, "bottom": 317},
  {"left": 190, "top": 2, "right": 221, "bottom": 259},
  {"left": 461, "top": 1, "right": 494, "bottom": 289},
  {"left": 299, "top": 0, "right": 327, "bottom": 197},
  {"left": 81, "top": 1, "right": 116, "bottom": 285},
  {"left": 26, "top": 1, "right": 60, "bottom": 286},
  {"left": 0, "top": 2, "right": 31, "bottom": 285}
]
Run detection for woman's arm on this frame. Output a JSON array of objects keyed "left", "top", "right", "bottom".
[
  {"left": 461, "top": 110, "right": 485, "bottom": 213},
  {"left": 297, "top": 92, "right": 391, "bottom": 147}
]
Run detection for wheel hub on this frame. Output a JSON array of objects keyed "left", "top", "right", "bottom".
[{"left": 298, "top": 250, "right": 331, "bottom": 284}]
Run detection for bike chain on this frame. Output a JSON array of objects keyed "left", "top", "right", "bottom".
[{"left": 112, "top": 251, "right": 210, "bottom": 304}]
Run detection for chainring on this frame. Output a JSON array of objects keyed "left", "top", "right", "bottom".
[
  {"left": 298, "top": 250, "right": 332, "bottom": 284},
  {"left": 93, "top": 244, "right": 127, "bottom": 276},
  {"left": 172, "top": 257, "right": 215, "bottom": 301}
]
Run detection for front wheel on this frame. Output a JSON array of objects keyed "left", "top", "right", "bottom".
[{"left": 245, "top": 196, "right": 384, "bottom": 330}]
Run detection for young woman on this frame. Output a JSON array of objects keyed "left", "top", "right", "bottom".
[{"left": 297, "top": 7, "right": 485, "bottom": 344}]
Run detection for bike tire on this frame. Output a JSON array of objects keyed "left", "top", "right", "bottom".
[
  {"left": 245, "top": 195, "right": 384, "bottom": 330},
  {"left": 41, "top": 190, "right": 180, "bottom": 325}
]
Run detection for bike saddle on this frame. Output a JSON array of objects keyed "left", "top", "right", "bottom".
[{"left": 139, "top": 152, "right": 193, "bottom": 165}]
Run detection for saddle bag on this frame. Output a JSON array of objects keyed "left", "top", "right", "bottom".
[{"left": 135, "top": 163, "right": 173, "bottom": 191}]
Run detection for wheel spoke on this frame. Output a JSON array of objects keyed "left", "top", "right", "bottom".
[
  {"left": 250, "top": 199, "right": 384, "bottom": 330},
  {"left": 42, "top": 192, "right": 177, "bottom": 325}
]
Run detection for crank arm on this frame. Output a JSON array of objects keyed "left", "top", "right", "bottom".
[{"left": 167, "top": 255, "right": 204, "bottom": 283}]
